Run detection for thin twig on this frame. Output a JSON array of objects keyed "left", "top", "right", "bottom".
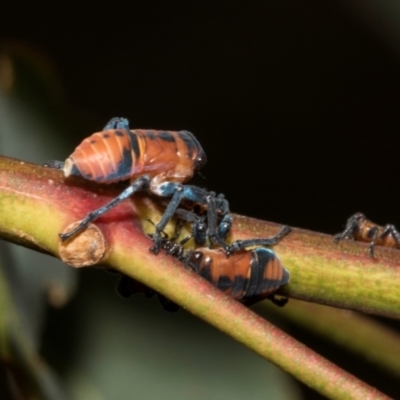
[{"left": 0, "top": 156, "right": 394, "bottom": 399}]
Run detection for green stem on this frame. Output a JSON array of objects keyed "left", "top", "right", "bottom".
[
  {"left": 0, "top": 156, "right": 394, "bottom": 399},
  {"left": 262, "top": 299, "right": 400, "bottom": 379},
  {"left": 231, "top": 215, "right": 400, "bottom": 318}
]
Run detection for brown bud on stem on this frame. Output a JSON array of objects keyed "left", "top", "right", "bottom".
[{"left": 58, "top": 222, "right": 107, "bottom": 267}]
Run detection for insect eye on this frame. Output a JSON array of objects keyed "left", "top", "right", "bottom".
[{"left": 194, "top": 153, "right": 207, "bottom": 169}]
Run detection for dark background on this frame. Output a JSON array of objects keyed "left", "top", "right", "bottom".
[
  {"left": 1, "top": 1, "right": 400, "bottom": 399},
  {"left": 2, "top": 1, "right": 400, "bottom": 232}
]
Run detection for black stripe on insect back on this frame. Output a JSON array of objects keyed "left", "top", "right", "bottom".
[
  {"left": 246, "top": 249, "right": 271, "bottom": 297},
  {"left": 259, "top": 249, "right": 289, "bottom": 294},
  {"left": 70, "top": 163, "right": 83, "bottom": 177},
  {"left": 218, "top": 275, "right": 236, "bottom": 291},
  {"left": 178, "top": 131, "right": 197, "bottom": 159},
  {"left": 146, "top": 131, "right": 156, "bottom": 140},
  {"left": 198, "top": 261, "right": 212, "bottom": 281},
  {"left": 180, "top": 130, "right": 207, "bottom": 169},
  {"left": 106, "top": 146, "right": 133, "bottom": 181},
  {"left": 186, "top": 251, "right": 201, "bottom": 267},
  {"left": 158, "top": 131, "right": 176, "bottom": 143},
  {"left": 128, "top": 130, "right": 140, "bottom": 159},
  {"left": 230, "top": 275, "right": 248, "bottom": 298}
]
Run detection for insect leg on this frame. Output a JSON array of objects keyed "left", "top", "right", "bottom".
[
  {"left": 333, "top": 224, "right": 355, "bottom": 244},
  {"left": 366, "top": 226, "right": 379, "bottom": 258},
  {"left": 152, "top": 183, "right": 231, "bottom": 253},
  {"left": 103, "top": 117, "right": 130, "bottom": 130},
  {"left": 59, "top": 174, "right": 151, "bottom": 241},
  {"left": 217, "top": 214, "right": 233, "bottom": 241},
  {"left": 174, "top": 208, "right": 233, "bottom": 248},
  {"left": 173, "top": 208, "right": 202, "bottom": 225},
  {"left": 229, "top": 225, "right": 291, "bottom": 254},
  {"left": 174, "top": 197, "right": 231, "bottom": 248},
  {"left": 380, "top": 224, "right": 400, "bottom": 248},
  {"left": 183, "top": 189, "right": 231, "bottom": 245},
  {"left": 151, "top": 183, "right": 211, "bottom": 253},
  {"left": 150, "top": 184, "right": 185, "bottom": 254},
  {"left": 334, "top": 212, "right": 364, "bottom": 244},
  {"left": 205, "top": 192, "right": 231, "bottom": 253},
  {"left": 174, "top": 208, "right": 208, "bottom": 246},
  {"left": 146, "top": 216, "right": 189, "bottom": 259}
]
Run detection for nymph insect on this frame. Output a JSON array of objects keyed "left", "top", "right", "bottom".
[
  {"left": 117, "top": 217, "right": 291, "bottom": 311},
  {"left": 46, "top": 117, "right": 233, "bottom": 253},
  {"left": 334, "top": 212, "right": 400, "bottom": 257},
  {"left": 162, "top": 232, "right": 290, "bottom": 307}
]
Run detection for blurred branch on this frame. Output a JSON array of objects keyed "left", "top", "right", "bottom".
[
  {"left": 0, "top": 155, "right": 395, "bottom": 399},
  {"left": 0, "top": 256, "right": 68, "bottom": 400},
  {"left": 262, "top": 299, "right": 400, "bottom": 379}
]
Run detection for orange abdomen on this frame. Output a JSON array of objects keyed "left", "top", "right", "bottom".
[
  {"left": 63, "top": 128, "right": 206, "bottom": 184},
  {"left": 187, "top": 247, "right": 290, "bottom": 302}
]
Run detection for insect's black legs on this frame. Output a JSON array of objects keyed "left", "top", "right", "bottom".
[
  {"left": 334, "top": 213, "right": 400, "bottom": 257},
  {"left": 366, "top": 226, "right": 379, "bottom": 258},
  {"left": 380, "top": 224, "right": 400, "bottom": 248},
  {"left": 173, "top": 208, "right": 202, "bottom": 226},
  {"left": 366, "top": 223, "right": 400, "bottom": 257},
  {"left": 174, "top": 208, "right": 208, "bottom": 246},
  {"left": 152, "top": 183, "right": 231, "bottom": 253},
  {"left": 146, "top": 216, "right": 190, "bottom": 258},
  {"left": 334, "top": 213, "right": 365, "bottom": 244},
  {"left": 334, "top": 224, "right": 355, "bottom": 244},
  {"left": 206, "top": 192, "right": 231, "bottom": 253},
  {"left": 43, "top": 160, "right": 65, "bottom": 169},
  {"left": 173, "top": 193, "right": 231, "bottom": 247},
  {"left": 215, "top": 193, "right": 230, "bottom": 215},
  {"left": 59, "top": 175, "right": 151, "bottom": 241},
  {"left": 170, "top": 217, "right": 186, "bottom": 242},
  {"left": 217, "top": 214, "right": 233, "bottom": 241},
  {"left": 150, "top": 185, "right": 185, "bottom": 254},
  {"left": 229, "top": 225, "right": 291, "bottom": 254},
  {"left": 174, "top": 208, "right": 233, "bottom": 249},
  {"left": 103, "top": 117, "right": 130, "bottom": 130}
]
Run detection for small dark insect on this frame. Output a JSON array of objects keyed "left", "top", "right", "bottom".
[
  {"left": 174, "top": 207, "right": 290, "bottom": 254},
  {"left": 166, "top": 188, "right": 233, "bottom": 254},
  {"left": 45, "top": 117, "right": 234, "bottom": 253},
  {"left": 117, "top": 218, "right": 291, "bottom": 311},
  {"left": 334, "top": 212, "right": 400, "bottom": 257}
]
